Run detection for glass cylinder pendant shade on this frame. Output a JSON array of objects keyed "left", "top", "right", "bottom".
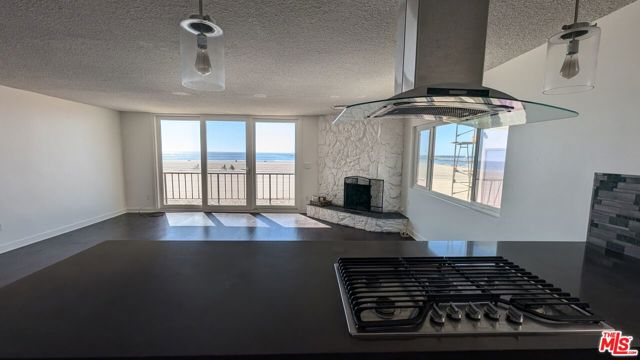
[
  {"left": 180, "top": 18, "right": 225, "bottom": 91},
  {"left": 544, "top": 23, "right": 600, "bottom": 95}
]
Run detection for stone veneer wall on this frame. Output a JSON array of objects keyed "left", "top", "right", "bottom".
[{"left": 317, "top": 115, "right": 404, "bottom": 212}]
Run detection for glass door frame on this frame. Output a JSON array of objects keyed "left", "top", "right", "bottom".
[
  {"left": 202, "top": 116, "right": 253, "bottom": 212},
  {"left": 155, "top": 115, "right": 205, "bottom": 211},
  {"left": 155, "top": 115, "right": 300, "bottom": 212},
  {"left": 252, "top": 118, "right": 300, "bottom": 211}
]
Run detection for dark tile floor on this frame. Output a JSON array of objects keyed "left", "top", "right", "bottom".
[{"left": 0, "top": 212, "right": 409, "bottom": 287}]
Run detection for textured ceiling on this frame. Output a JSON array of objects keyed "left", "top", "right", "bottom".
[
  {"left": 486, "top": 0, "right": 635, "bottom": 69},
  {"left": 0, "top": 0, "right": 635, "bottom": 115}
]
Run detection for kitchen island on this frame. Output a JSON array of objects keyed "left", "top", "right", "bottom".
[{"left": 0, "top": 240, "right": 638, "bottom": 359}]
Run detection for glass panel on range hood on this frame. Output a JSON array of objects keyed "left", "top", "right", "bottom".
[{"left": 333, "top": 96, "right": 578, "bottom": 129}]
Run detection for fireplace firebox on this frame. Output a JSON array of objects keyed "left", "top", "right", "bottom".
[{"left": 344, "top": 176, "right": 384, "bottom": 213}]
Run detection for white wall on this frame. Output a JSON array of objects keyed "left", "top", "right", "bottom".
[
  {"left": 120, "top": 112, "right": 319, "bottom": 212},
  {"left": 298, "top": 116, "right": 320, "bottom": 209},
  {"left": 120, "top": 112, "right": 158, "bottom": 211},
  {"left": 0, "top": 85, "right": 125, "bottom": 253},
  {"left": 403, "top": 1, "right": 640, "bottom": 241}
]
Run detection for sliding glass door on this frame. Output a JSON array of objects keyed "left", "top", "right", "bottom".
[
  {"left": 205, "top": 120, "right": 249, "bottom": 208},
  {"left": 254, "top": 120, "right": 296, "bottom": 207},
  {"left": 157, "top": 116, "right": 297, "bottom": 210},
  {"left": 159, "top": 118, "right": 203, "bottom": 207}
]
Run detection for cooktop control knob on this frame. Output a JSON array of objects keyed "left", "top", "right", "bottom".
[
  {"left": 429, "top": 304, "right": 446, "bottom": 324},
  {"left": 445, "top": 303, "right": 462, "bottom": 321},
  {"left": 507, "top": 306, "right": 524, "bottom": 324},
  {"left": 484, "top": 303, "right": 501, "bottom": 321},
  {"left": 466, "top": 303, "right": 482, "bottom": 321}
]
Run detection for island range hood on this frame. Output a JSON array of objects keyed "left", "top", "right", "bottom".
[{"left": 333, "top": 0, "right": 578, "bottom": 128}]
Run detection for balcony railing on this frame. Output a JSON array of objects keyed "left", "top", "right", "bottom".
[
  {"left": 477, "top": 178, "right": 503, "bottom": 208},
  {"left": 163, "top": 171, "right": 295, "bottom": 206}
]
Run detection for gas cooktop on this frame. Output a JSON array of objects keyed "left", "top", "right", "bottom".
[{"left": 335, "top": 256, "right": 612, "bottom": 337}]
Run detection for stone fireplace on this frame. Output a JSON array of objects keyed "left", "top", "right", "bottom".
[
  {"left": 317, "top": 115, "right": 403, "bottom": 212},
  {"left": 309, "top": 116, "right": 407, "bottom": 233}
]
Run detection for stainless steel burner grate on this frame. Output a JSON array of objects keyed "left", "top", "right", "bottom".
[{"left": 337, "top": 256, "right": 604, "bottom": 332}]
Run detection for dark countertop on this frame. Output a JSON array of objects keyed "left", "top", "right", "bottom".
[{"left": 1, "top": 240, "right": 638, "bottom": 359}]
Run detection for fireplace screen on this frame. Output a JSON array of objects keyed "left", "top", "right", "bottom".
[{"left": 344, "top": 176, "right": 384, "bottom": 213}]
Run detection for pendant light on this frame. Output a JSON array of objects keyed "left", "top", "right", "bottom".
[
  {"left": 543, "top": 0, "right": 601, "bottom": 95},
  {"left": 180, "top": 0, "right": 225, "bottom": 91}
]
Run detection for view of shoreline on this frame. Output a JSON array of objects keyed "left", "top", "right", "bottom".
[
  {"left": 417, "top": 157, "right": 504, "bottom": 207},
  {"left": 162, "top": 151, "right": 295, "bottom": 173}
]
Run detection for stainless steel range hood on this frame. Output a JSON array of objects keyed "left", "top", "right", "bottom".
[{"left": 333, "top": 0, "right": 578, "bottom": 128}]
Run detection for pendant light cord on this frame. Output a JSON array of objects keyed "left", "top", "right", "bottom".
[
  {"left": 197, "top": 0, "right": 205, "bottom": 37},
  {"left": 573, "top": 0, "right": 580, "bottom": 23},
  {"left": 199, "top": 0, "right": 204, "bottom": 17}
]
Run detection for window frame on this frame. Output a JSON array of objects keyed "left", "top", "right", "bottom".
[
  {"left": 413, "top": 124, "right": 434, "bottom": 190},
  {"left": 154, "top": 114, "right": 302, "bottom": 211},
  {"left": 412, "top": 122, "right": 506, "bottom": 216}
]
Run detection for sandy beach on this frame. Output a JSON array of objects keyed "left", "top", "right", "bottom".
[
  {"left": 162, "top": 159, "right": 294, "bottom": 173},
  {"left": 418, "top": 163, "right": 504, "bottom": 207}
]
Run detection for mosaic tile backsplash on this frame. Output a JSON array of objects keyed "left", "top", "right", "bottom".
[{"left": 588, "top": 173, "right": 640, "bottom": 259}]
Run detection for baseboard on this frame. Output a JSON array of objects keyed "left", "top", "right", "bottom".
[
  {"left": 127, "top": 208, "right": 305, "bottom": 214},
  {"left": 127, "top": 208, "right": 162, "bottom": 213},
  {"left": 407, "top": 224, "right": 427, "bottom": 241},
  {"left": 0, "top": 209, "right": 127, "bottom": 254}
]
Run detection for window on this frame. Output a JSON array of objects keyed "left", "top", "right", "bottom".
[
  {"left": 159, "top": 119, "right": 202, "bottom": 206},
  {"left": 414, "top": 124, "right": 508, "bottom": 210},
  {"left": 432, "top": 124, "right": 477, "bottom": 201},
  {"left": 475, "top": 127, "right": 508, "bottom": 208},
  {"left": 255, "top": 121, "right": 297, "bottom": 206},
  {"left": 415, "top": 127, "right": 430, "bottom": 187}
]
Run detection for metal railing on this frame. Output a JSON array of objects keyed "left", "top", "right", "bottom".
[
  {"left": 256, "top": 173, "right": 295, "bottom": 204},
  {"left": 477, "top": 179, "right": 503, "bottom": 208},
  {"left": 207, "top": 172, "right": 247, "bottom": 204},
  {"left": 163, "top": 171, "right": 295, "bottom": 205},
  {"left": 163, "top": 172, "right": 202, "bottom": 200}
]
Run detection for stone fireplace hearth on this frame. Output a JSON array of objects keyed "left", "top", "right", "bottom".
[{"left": 306, "top": 204, "right": 407, "bottom": 233}]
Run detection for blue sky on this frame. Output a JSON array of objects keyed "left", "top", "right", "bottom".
[
  {"left": 161, "top": 120, "right": 200, "bottom": 152},
  {"left": 207, "top": 120, "right": 246, "bottom": 152},
  {"left": 418, "top": 124, "right": 476, "bottom": 157},
  {"left": 420, "top": 124, "right": 509, "bottom": 158},
  {"left": 434, "top": 124, "right": 475, "bottom": 156},
  {"left": 161, "top": 120, "right": 295, "bottom": 153},
  {"left": 433, "top": 124, "right": 507, "bottom": 159},
  {"left": 161, "top": 120, "right": 500, "bottom": 158},
  {"left": 255, "top": 122, "right": 295, "bottom": 153}
]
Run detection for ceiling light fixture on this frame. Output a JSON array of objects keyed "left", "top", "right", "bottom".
[
  {"left": 543, "top": 0, "right": 601, "bottom": 95},
  {"left": 180, "top": 0, "right": 225, "bottom": 91}
]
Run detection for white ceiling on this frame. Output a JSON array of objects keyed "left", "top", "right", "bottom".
[{"left": 0, "top": 0, "right": 634, "bottom": 115}]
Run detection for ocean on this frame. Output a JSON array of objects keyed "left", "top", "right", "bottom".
[
  {"left": 163, "top": 151, "right": 294, "bottom": 161},
  {"left": 420, "top": 155, "right": 506, "bottom": 172},
  {"left": 164, "top": 152, "right": 503, "bottom": 171}
]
